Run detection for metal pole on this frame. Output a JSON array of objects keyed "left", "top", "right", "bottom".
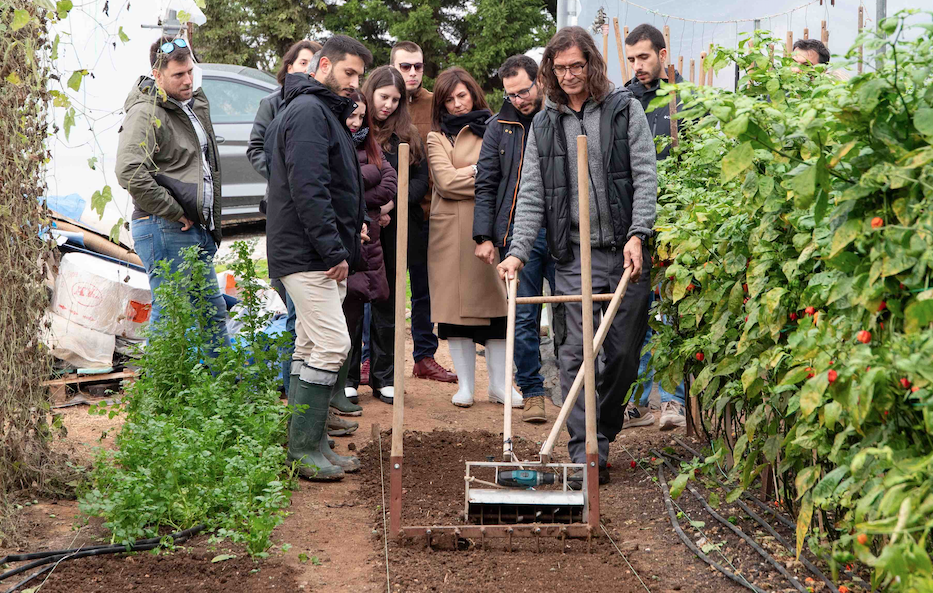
[
  {"left": 389, "top": 143, "right": 410, "bottom": 539},
  {"left": 876, "top": 0, "right": 886, "bottom": 70},
  {"left": 556, "top": 0, "right": 567, "bottom": 30}
]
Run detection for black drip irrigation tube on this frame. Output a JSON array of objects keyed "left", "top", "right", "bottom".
[
  {"left": 667, "top": 439, "right": 875, "bottom": 593},
  {"left": 653, "top": 452, "right": 808, "bottom": 593},
  {"left": 657, "top": 465, "right": 769, "bottom": 593},
  {"left": 0, "top": 524, "right": 205, "bottom": 593},
  {"left": 657, "top": 449, "right": 840, "bottom": 593}
]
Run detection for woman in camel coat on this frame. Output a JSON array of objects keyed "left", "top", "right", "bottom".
[{"left": 426, "top": 67, "right": 521, "bottom": 409}]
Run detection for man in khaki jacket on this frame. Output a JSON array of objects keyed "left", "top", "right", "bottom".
[
  {"left": 390, "top": 41, "right": 457, "bottom": 384},
  {"left": 116, "top": 36, "right": 227, "bottom": 349}
]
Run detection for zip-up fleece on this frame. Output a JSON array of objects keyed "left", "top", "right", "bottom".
[
  {"left": 508, "top": 88, "right": 657, "bottom": 264},
  {"left": 472, "top": 100, "right": 535, "bottom": 246},
  {"left": 116, "top": 77, "right": 223, "bottom": 245}
]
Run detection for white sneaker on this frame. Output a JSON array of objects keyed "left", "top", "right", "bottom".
[
  {"left": 345, "top": 386, "right": 359, "bottom": 399},
  {"left": 484, "top": 339, "right": 523, "bottom": 408},
  {"left": 447, "top": 338, "right": 475, "bottom": 408},
  {"left": 659, "top": 401, "right": 686, "bottom": 431},
  {"left": 624, "top": 405, "right": 656, "bottom": 428},
  {"left": 376, "top": 386, "right": 394, "bottom": 404}
]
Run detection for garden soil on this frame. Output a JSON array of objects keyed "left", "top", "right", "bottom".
[{"left": 2, "top": 335, "right": 826, "bottom": 591}]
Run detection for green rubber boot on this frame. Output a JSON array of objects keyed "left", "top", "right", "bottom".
[
  {"left": 289, "top": 360, "right": 337, "bottom": 448},
  {"left": 322, "top": 359, "right": 360, "bottom": 472},
  {"left": 329, "top": 357, "right": 363, "bottom": 417},
  {"left": 288, "top": 373, "right": 345, "bottom": 481}
]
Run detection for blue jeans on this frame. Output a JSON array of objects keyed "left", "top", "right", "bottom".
[
  {"left": 282, "top": 291, "right": 297, "bottom": 393},
  {"left": 634, "top": 292, "right": 685, "bottom": 406},
  {"left": 501, "top": 229, "right": 556, "bottom": 398},
  {"left": 131, "top": 215, "right": 228, "bottom": 351},
  {"left": 361, "top": 303, "right": 372, "bottom": 361}
]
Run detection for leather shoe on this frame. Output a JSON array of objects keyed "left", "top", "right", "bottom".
[
  {"left": 360, "top": 359, "right": 370, "bottom": 386},
  {"left": 413, "top": 357, "right": 457, "bottom": 383}
]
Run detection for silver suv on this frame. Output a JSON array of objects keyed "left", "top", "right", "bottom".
[{"left": 200, "top": 63, "right": 277, "bottom": 225}]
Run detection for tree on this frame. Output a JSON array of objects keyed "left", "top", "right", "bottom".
[{"left": 196, "top": 0, "right": 322, "bottom": 71}]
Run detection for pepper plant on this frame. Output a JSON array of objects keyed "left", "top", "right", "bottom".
[{"left": 647, "top": 11, "right": 933, "bottom": 590}]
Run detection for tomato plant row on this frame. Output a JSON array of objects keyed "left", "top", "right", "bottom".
[{"left": 647, "top": 12, "right": 933, "bottom": 591}]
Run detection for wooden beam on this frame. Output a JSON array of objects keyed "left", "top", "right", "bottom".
[
  {"left": 785, "top": 30, "right": 794, "bottom": 57},
  {"left": 663, "top": 25, "right": 671, "bottom": 68},
  {"left": 699, "top": 52, "right": 706, "bottom": 87},
  {"left": 803, "top": 27, "right": 809, "bottom": 40},
  {"left": 677, "top": 55, "right": 683, "bottom": 76},
  {"left": 821, "top": 20, "right": 828, "bottom": 44},
  {"left": 858, "top": 6, "right": 864, "bottom": 74},
  {"left": 602, "top": 23, "right": 609, "bottom": 61},
  {"left": 706, "top": 43, "right": 714, "bottom": 86},
  {"left": 689, "top": 58, "right": 695, "bottom": 83},
  {"left": 668, "top": 65, "right": 678, "bottom": 149}
]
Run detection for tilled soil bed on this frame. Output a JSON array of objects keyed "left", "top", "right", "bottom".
[
  {"left": 359, "top": 429, "right": 757, "bottom": 593},
  {"left": 21, "top": 543, "right": 298, "bottom": 592}
]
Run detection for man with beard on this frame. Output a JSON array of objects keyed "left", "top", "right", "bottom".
[
  {"left": 389, "top": 41, "right": 458, "bottom": 384},
  {"left": 474, "top": 54, "right": 556, "bottom": 424},
  {"left": 116, "top": 36, "right": 227, "bottom": 351},
  {"left": 621, "top": 23, "right": 688, "bottom": 432},
  {"left": 498, "top": 27, "right": 657, "bottom": 487},
  {"left": 265, "top": 35, "right": 372, "bottom": 481}
]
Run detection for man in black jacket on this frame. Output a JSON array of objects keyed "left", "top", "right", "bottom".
[
  {"left": 474, "top": 54, "right": 556, "bottom": 424},
  {"left": 247, "top": 39, "right": 320, "bottom": 396},
  {"left": 265, "top": 35, "right": 372, "bottom": 482},
  {"left": 623, "top": 24, "right": 688, "bottom": 431}
]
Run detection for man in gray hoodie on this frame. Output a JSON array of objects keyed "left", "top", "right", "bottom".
[{"left": 498, "top": 26, "right": 656, "bottom": 486}]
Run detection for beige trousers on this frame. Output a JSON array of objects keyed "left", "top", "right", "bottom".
[{"left": 281, "top": 272, "right": 350, "bottom": 379}]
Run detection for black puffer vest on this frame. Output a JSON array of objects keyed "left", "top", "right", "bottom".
[{"left": 533, "top": 89, "right": 635, "bottom": 263}]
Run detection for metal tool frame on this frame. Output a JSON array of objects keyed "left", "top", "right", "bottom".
[{"left": 389, "top": 137, "right": 631, "bottom": 547}]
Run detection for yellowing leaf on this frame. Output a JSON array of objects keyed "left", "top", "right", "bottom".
[
  {"left": 796, "top": 493, "right": 813, "bottom": 559},
  {"left": 829, "top": 140, "right": 856, "bottom": 168},
  {"left": 721, "top": 142, "right": 754, "bottom": 182},
  {"left": 829, "top": 219, "right": 861, "bottom": 258},
  {"left": 5, "top": 72, "right": 22, "bottom": 85},
  {"left": 12, "top": 9, "right": 31, "bottom": 31}
]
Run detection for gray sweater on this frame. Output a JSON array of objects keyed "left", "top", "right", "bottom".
[{"left": 507, "top": 92, "right": 657, "bottom": 263}]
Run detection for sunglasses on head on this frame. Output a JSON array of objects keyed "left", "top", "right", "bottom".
[
  {"left": 398, "top": 62, "right": 424, "bottom": 73},
  {"left": 159, "top": 38, "right": 188, "bottom": 55}
]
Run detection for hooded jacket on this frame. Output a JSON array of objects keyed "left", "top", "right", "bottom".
[
  {"left": 473, "top": 100, "right": 537, "bottom": 247},
  {"left": 625, "top": 71, "right": 684, "bottom": 160},
  {"left": 116, "top": 77, "right": 223, "bottom": 244},
  {"left": 264, "top": 74, "right": 366, "bottom": 279}
]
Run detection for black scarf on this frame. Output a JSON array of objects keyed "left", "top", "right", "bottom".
[
  {"left": 351, "top": 127, "right": 369, "bottom": 147},
  {"left": 440, "top": 109, "right": 491, "bottom": 138}
]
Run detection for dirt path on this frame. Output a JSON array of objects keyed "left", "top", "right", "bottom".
[{"left": 2, "top": 336, "right": 810, "bottom": 591}]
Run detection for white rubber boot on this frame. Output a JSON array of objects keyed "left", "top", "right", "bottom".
[
  {"left": 447, "top": 338, "right": 476, "bottom": 407},
  {"left": 484, "top": 339, "right": 523, "bottom": 408}
]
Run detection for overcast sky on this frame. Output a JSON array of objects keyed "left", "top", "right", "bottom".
[{"left": 47, "top": 0, "right": 924, "bottom": 243}]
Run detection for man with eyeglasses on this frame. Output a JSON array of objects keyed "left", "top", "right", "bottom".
[
  {"left": 498, "top": 27, "right": 657, "bottom": 488},
  {"left": 389, "top": 41, "right": 458, "bottom": 385},
  {"left": 473, "top": 54, "right": 556, "bottom": 424},
  {"left": 116, "top": 35, "right": 228, "bottom": 351}
]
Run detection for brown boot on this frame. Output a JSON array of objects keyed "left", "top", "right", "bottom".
[
  {"left": 327, "top": 409, "right": 359, "bottom": 436},
  {"left": 413, "top": 357, "right": 457, "bottom": 383},
  {"left": 522, "top": 395, "right": 547, "bottom": 423}
]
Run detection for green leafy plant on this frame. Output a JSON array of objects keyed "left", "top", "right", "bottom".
[
  {"left": 647, "top": 12, "right": 933, "bottom": 591},
  {"left": 79, "top": 243, "right": 294, "bottom": 554}
]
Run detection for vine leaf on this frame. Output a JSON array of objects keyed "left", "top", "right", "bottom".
[
  {"left": 669, "top": 472, "right": 690, "bottom": 499},
  {"left": 118, "top": 26, "right": 130, "bottom": 43},
  {"left": 91, "top": 185, "right": 113, "bottom": 218},
  {"left": 67, "top": 70, "right": 86, "bottom": 92},
  {"left": 12, "top": 9, "right": 31, "bottom": 31},
  {"left": 5, "top": 72, "right": 22, "bottom": 85}
]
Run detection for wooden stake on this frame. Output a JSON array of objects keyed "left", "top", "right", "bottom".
[
  {"left": 699, "top": 51, "right": 707, "bottom": 87},
  {"left": 502, "top": 277, "right": 517, "bottom": 461},
  {"left": 623, "top": 26, "right": 631, "bottom": 80},
  {"left": 821, "top": 20, "right": 828, "bottom": 44},
  {"left": 389, "top": 143, "right": 410, "bottom": 539},
  {"left": 785, "top": 30, "right": 794, "bottom": 58},
  {"left": 707, "top": 43, "right": 714, "bottom": 86},
  {"left": 667, "top": 65, "right": 678, "bottom": 149},
  {"left": 858, "top": 6, "right": 864, "bottom": 74},
  {"left": 663, "top": 25, "right": 671, "bottom": 68},
  {"left": 689, "top": 58, "right": 695, "bottom": 83},
  {"left": 803, "top": 27, "right": 809, "bottom": 40},
  {"left": 613, "top": 18, "right": 629, "bottom": 82},
  {"left": 576, "top": 134, "right": 599, "bottom": 529},
  {"left": 602, "top": 23, "right": 609, "bottom": 61},
  {"left": 677, "top": 56, "right": 683, "bottom": 76}
]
